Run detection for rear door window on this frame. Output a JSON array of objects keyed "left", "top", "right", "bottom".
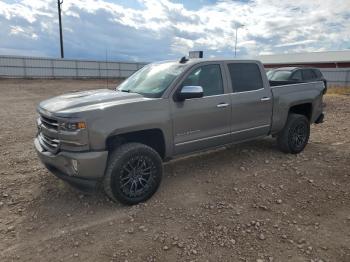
[
  {"left": 313, "top": 69, "right": 322, "bottom": 78},
  {"left": 291, "top": 70, "right": 302, "bottom": 81},
  {"left": 302, "top": 69, "right": 317, "bottom": 80},
  {"left": 228, "top": 63, "right": 264, "bottom": 92}
]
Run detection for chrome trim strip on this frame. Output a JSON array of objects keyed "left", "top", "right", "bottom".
[
  {"left": 231, "top": 124, "right": 270, "bottom": 135},
  {"left": 175, "top": 132, "right": 231, "bottom": 146},
  {"left": 39, "top": 133, "right": 59, "bottom": 147},
  {"left": 217, "top": 103, "right": 230, "bottom": 108},
  {"left": 175, "top": 125, "right": 270, "bottom": 146},
  {"left": 231, "top": 88, "right": 265, "bottom": 95},
  {"left": 38, "top": 134, "right": 60, "bottom": 154},
  {"left": 38, "top": 135, "right": 50, "bottom": 151},
  {"left": 40, "top": 117, "right": 58, "bottom": 127},
  {"left": 40, "top": 124, "right": 59, "bottom": 136},
  {"left": 184, "top": 93, "right": 232, "bottom": 100},
  {"left": 60, "top": 139, "right": 87, "bottom": 146}
]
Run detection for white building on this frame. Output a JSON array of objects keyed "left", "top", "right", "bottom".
[{"left": 256, "top": 50, "right": 350, "bottom": 69}]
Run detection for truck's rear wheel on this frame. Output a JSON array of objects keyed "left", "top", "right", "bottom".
[
  {"left": 104, "top": 143, "right": 163, "bottom": 205},
  {"left": 277, "top": 113, "right": 310, "bottom": 154}
]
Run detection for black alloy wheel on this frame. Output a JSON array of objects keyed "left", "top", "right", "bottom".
[
  {"left": 104, "top": 143, "right": 163, "bottom": 205},
  {"left": 277, "top": 113, "right": 310, "bottom": 154}
]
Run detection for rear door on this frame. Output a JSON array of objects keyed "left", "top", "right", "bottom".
[
  {"left": 170, "top": 63, "right": 232, "bottom": 155},
  {"left": 225, "top": 62, "right": 273, "bottom": 141}
]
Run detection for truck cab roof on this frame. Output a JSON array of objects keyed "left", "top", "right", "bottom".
[{"left": 174, "top": 58, "right": 262, "bottom": 64}]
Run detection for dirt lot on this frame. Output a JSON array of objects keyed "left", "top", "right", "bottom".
[{"left": 0, "top": 79, "right": 349, "bottom": 262}]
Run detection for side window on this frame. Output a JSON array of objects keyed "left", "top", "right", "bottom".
[
  {"left": 313, "top": 69, "right": 322, "bottom": 78},
  {"left": 302, "top": 69, "right": 317, "bottom": 80},
  {"left": 291, "top": 70, "right": 302, "bottom": 80},
  {"left": 228, "top": 63, "right": 263, "bottom": 92},
  {"left": 310, "top": 70, "right": 318, "bottom": 79},
  {"left": 182, "top": 64, "right": 224, "bottom": 96}
]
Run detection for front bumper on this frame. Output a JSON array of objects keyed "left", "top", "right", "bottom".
[{"left": 34, "top": 138, "right": 108, "bottom": 191}]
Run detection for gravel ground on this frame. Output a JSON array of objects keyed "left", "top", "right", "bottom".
[{"left": 0, "top": 79, "right": 349, "bottom": 262}]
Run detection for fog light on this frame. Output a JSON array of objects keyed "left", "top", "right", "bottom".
[{"left": 71, "top": 159, "right": 78, "bottom": 173}]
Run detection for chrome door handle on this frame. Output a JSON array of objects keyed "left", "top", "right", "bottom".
[
  {"left": 217, "top": 103, "right": 230, "bottom": 108},
  {"left": 260, "top": 97, "right": 271, "bottom": 102}
]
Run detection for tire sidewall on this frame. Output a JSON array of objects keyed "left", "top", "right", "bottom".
[
  {"left": 106, "top": 144, "right": 163, "bottom": 205},
  {"left": 287, "top": 115, "right": 310, "bottom": 154}
]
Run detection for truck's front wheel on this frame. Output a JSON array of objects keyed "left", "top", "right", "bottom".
[
  {"left": 103, "top": 143, "right": 163, "bottom": 205},
  {"left": 277, "top": 113, "right": 310, "bottom": 154}
]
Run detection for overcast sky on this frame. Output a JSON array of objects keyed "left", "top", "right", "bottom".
[{"left": 0, "top": 0, "right": 349, "bottom": 61}]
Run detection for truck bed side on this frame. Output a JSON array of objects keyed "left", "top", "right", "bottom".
[{"left": 270, "top": 81, "right": 325, "bottom": 135}]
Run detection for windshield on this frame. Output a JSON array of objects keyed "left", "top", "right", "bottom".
[
  {"left": 267, "top": 70, "right": 292, "bottom": 81},
  {"left": 117, "top": 62, "right": 186, "bottom": 98}
]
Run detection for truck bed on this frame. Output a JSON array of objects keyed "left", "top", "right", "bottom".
[{"left": 269, "top": 81, "right": 325, "bottom": 135}]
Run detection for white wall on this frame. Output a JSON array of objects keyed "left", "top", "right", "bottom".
[
  {"left": 0, "top": 55, "right": 147, "bottom": 79},
  {"left": 320, "top": 68, "right": 350, "bottom": 87}
]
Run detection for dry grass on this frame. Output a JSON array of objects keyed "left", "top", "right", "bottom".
[{"left": 327, "top": 86, "right": 350, "bottom": 96}]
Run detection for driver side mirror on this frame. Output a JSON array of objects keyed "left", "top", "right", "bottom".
[{"left": 176, "top": 86, "right": 203, "bottom": 101}]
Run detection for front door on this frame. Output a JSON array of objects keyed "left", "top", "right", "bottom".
[{"left": 171, "top": 63, "right": 231, "bottom": 155}]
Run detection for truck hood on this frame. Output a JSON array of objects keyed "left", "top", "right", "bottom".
[{"left": 39, "top": 89, "right": 148, "bottom": 115}]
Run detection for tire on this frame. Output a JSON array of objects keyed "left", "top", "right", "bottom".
[
  {"left": 103, "top": 143, "right": 163, "bottom": 205},
  {"left": 277, "top": 113, "right": 310, "bottom": 154}
]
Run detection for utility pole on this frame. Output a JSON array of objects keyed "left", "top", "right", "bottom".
[
  {"left": 57, "top": 0, "right": 64, "bottom": 58},
  {"left": 234, "top": 24, "right": 244, "bottom": 57}
]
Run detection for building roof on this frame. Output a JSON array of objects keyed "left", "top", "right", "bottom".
[
  {"left": 270, "top": 67, "right": 299, "bottom": 71},
  {"left": 256, "top": 50, "right": 350, "bottom": 64}
]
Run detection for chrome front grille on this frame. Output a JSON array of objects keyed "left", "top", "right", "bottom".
[
  {"left": 40, "top": 115, "right": 59, "bottom": 130},
  {"left": 39, "top": 133, "right": 59, "bottom": 151},
  {"left": 37, "top": 113, "right": 60, "bottom": 153}
]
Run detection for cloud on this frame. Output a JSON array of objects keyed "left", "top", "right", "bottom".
[
  {"left": 0, "top": 0, "right": 349, "bottom": 61},
  {"left": 275, "top": 40, "right": 317, "bottom": 48}
]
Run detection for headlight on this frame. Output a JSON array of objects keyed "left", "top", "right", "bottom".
[{"left": 59, "top": 121, "right": 87, "bottom": 131}]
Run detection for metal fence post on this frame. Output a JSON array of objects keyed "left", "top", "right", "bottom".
[
  {"left": 75, "top": 60, "right": 78, "bottom": 79},
  {"left": 345, "top": 69, "right": 350, "bottom": 88},
  {"left": 23, "top": 57, "right": 26, "bottom": 78},
  {"left": 51, "top": 59, "right": 54, "bottom": 78}
]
